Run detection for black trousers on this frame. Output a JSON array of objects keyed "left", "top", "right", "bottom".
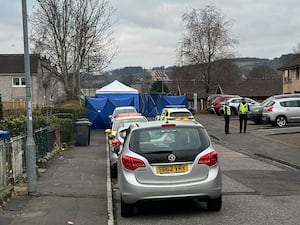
[
  {"left": 224, "top": 115, "right": 230, "bottom": 134},
  {"left": 239, "top": 114, "right": 248, "bottom": 133}
]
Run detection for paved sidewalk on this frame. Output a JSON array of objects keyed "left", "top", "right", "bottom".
[{"left": 0, "top": 129, "right": 111, "bottom": 225}]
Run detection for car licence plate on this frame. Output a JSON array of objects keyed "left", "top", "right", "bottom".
[{"left": 156, "top": 164, "right": 188, "bottom": 174}]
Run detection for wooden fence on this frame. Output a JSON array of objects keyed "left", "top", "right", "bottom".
[{"left": 2, "top": 101, "right": 38, "bottom": 117}]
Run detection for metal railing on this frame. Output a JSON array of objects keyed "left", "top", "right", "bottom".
[{"left": 0, "top": 127, "right": 59, "bottom": 187}]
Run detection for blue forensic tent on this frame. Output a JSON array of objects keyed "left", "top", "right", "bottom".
[
  {"left": 86, "top": 80, "right": 139, "bottom": 129},
  {"left": 85, "top": 97, "right": 113, "bottom": 129},
  {"left": 139, "top": 94, "right": 188, "bottom": 117},
  {"left": 95, "top": 80, "right": 139, "bottom": 109}
]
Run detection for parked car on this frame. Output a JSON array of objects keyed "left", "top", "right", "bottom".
[
  {"left": 262, "top": 97, "right": 300, "bottom": 127},
  {"left": 249, "top": 94, "right": 300, "bottom": 124},
  {"left": 156, "top": 105, "right": 195, "bottom": 121},
  {"left": 105, "top": 113, "right": 148, "bottom": 178},
  {"left": 109, "top": 106, "right": 137, "bottom": 124},
  {"left": 210, "top": 95, "right": 240, "bottom": 115},
  {"left": 207, "top": 94, "right": 223, "bottom": 113},
  {"left": 116, "top": 120, "right": 222, "bottom": 217},
  {"left": 219, "top": 97, "right": 260, "bottom": 115}
]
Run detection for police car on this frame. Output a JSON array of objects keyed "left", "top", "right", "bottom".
[{"left": 156, "top": 105, "right": 195, "bottom": 121}]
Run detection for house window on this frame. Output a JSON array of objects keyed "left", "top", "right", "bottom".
[
  {"left": 284, "top": 70, "right": 289, "bottom": 83},
  {"left": 296, "top": 68, "right": 300, "bottom": 80},
  {"left": 12, "top": 77, "right": 26, "bottom": 87},
  {"left": 288, "top": 70, "right": 292, "bottom": 81}
]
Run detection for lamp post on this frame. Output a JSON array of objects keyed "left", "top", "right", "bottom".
[{"left": 22, "top": 0, "right": 37, "bottom": 195}]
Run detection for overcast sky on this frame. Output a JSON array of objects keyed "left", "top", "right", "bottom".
[{"left": 1, "top": 0, "right": 300, "bottom": 70}]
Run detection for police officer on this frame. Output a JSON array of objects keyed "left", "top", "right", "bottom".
[
  {"left": 224, "top": 101, "right": 231, "bottom": 134},
  {"left": 238, "top": 98, "right": 250, "bottom": 133}
]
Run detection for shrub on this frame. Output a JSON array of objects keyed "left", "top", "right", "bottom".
[
  {"left": 0, "top": 99, "right": 87, "bottom": 143},
  {"left": 50, "top": 117, "right": 74, "bottom": 144}
]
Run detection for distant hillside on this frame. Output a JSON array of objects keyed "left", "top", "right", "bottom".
[
  {"left": 233, "top": 54, "right": 296, "bottom": 76},
  {"left": 80, "top": 66, "right": 145, "bottom": 89},
  {"left": 80, "top": 54, "right": 297, "bottom": 89}
]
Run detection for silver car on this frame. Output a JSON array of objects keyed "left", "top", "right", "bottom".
[
  {"left": 107, "top": 117, "right": 148, "bottom": 178},
  {"left": 108, "top": 106, "right": 137, "bottom": 123},
  {"left": 249, "top": 94, "right": 300, "bottom": 124},
  {"left": 262, "top": 97, "right": 300, "bottom": 127},
  {"left": 116, "top": 120, "right": 222, "bottom": 217},
  {"left": 219, "top": 97, "right": 260, "bottom": 115}
]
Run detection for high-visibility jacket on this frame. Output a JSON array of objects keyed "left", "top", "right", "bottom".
[
  {"left": 239, "top": 103, "right": 249, "bottom": 114},
  {"left": 225, "top": 105, "right": 231, "bottom": 116}
]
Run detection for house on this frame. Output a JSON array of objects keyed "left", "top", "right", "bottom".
[
  {"left": 214, "top": 78, "right": 283, "bottom": 101},
  {"left": 0, "top": 54, "right": 65, "bottom": 108},
  {"left": 149, "top": 69, "right": 170, "bottom": 81},
  {"left": 168, "top": 78, "right": 282, "bottom": 110},
  {"left": 278, "top": 54, "right": 300, "bottom": 94}
]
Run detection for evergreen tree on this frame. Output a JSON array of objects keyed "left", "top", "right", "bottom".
[{"left": 150, "top": 81, "right": 169, "bottom": 94}]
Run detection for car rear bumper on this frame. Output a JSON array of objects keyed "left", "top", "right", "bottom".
[
  {"left": 262, "top": 113, "right": 274, "bottom": 122},
  {"left": 262, "top": 116, "right": 271, "bottom": 122},
  {"left": 119, "top": 167, "right": 222, "bottom": 204},
  {"left": 249, "top": 112, "right": 261, "bottom": 121}
]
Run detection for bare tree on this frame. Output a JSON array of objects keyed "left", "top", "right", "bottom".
[
  {"left": 178, "top": 5, "right": 237, "bottom": 93},
  {"left": 30, "top": 0, "right": 117, "bottom": 100},
  {"left": 293, "top": 43, "right": 300, "bottom": 53},
  {"left": 247, "top": 65, "right": 280, "bottom": 79},
  {"left": 211, "top": 59, "right": 240, "bottom": 85}
]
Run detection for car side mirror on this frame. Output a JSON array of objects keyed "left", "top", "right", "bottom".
[
  {"left": 112, "top": 146, "right": 120, "bottom": 155},
  {"left": 108, "top": 134, "right": 115, "bottom": 140},
  {"left": 119, "top": 130, "right": 126, "bottom": 139}
]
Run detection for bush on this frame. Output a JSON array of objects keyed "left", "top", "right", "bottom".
[
  {"left": 50, "top": 117, "right": 74, "bottom": 144},
  {"left": 0, "top": 115, "right": 27, "bottom": 137},
  {"left": 0, "top": 99, "right": 87, "bottom": 144}
]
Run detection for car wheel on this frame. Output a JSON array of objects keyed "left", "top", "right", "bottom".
[
  {"left": 230, "top": 107, "right": 237, "bottom": 115},
  {"left": 110, "top": 166, "right": 117, "bottom": 179},
  {"left": 121, "top": 197, "right": 134, "bottom": 217},
  {"left": 207, "top": 195, "right": 222, "bottom": 211},
  {"left": 219, "top": 109, "right": 224, "bottom": 116},
  {"left": 254, "top": 117, "right": 262, "bottom": 124},
  {"left": 254, "top": 119, "right": 260, "bottom": 124},
  {"left": 275, "top": 116, "right": 287, "bottom": 127}
]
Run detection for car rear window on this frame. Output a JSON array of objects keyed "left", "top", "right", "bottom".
[
  {"left": 112, "top": 117, "right": 147, "bottom": 131},
  {"left": 170, "top": 111, "right": 192, "bottom": 117},
  {"left": 129, "top": 126, "right": 210, "bottom": 153},
  {"left": 265, "top": 101, "right": 275, "bottom": 107}
]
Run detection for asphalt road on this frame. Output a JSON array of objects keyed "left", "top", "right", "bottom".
[{"left": 196, "top": 113, "right": 300, "bottom": 169}]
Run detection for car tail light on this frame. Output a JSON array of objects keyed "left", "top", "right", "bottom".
[
  {"left": 198, "top": 150, "right": 218, "bottom": 166},
  {"left": 121, "top": 155, "right": 145, "bottom": 170},
  {"left": 112, "top": 138, "right": 121, "bottom": 147},
  {"left": 267, "top": 107, "right": 273, "bottom": 112}
]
